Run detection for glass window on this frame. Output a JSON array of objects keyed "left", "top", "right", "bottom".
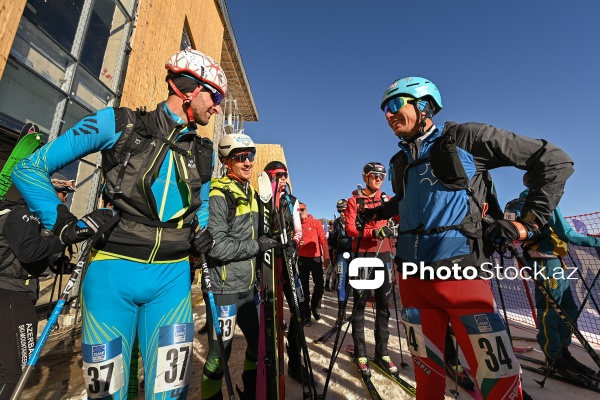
[
  {"left": 80, "top": 0, "right": 130, "bottom": 90},
  {"left": 10, "top": 18, "right": 75, "bottom": 90},
  {"left": 0, "top": 58, "right": 64, "bottom": 140},
  {"left": 71, "top": 66, "right": 114, "bottom": 111},
  {"left": 23, "top": 0, "right": 85, "bottom": 53},
  {"left": 62, "top": 99, "right": 93, "bottom": 134}
]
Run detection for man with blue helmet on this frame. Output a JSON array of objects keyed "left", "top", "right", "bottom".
[{"left": 362, "top": 76, "right": 574, "bottom": 399}]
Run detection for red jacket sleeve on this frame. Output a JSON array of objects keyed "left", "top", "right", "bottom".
[
  {"left": 344, "top": 195, "right": 376, "bottom": 238},
  {"left": 317, "top": 221, "right": 329, "bottom": 260}
]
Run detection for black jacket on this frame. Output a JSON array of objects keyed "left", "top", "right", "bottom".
[{"left": 0, "top": 201, "right": 64, "bottom": 300}]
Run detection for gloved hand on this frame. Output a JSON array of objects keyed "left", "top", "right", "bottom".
[
  {"left": 59, "top": 208, "right": 117, "bottom": 245},
  {"left": 485, "top": 219, "right": 540, "bottom": 252},
  {"left": 374, "top": 226, "right": 394, "bottom": 239},
  {"left": 48, "top": 252, "right": 69, "bottom": 274},
  {"left": 256, "top": 235, "right": 278, "bottom": 252},
  {"left": 191, "top": 228, "right": 214, "bottom": 256}
]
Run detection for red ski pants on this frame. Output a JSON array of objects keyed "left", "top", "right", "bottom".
[{"left": 398, "top": 276, "right": 523, "bottom": 400}]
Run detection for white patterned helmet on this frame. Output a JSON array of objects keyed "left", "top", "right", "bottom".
[
  {"left": 218, "top": 133, "right": 256, "bottom": 158},
  {"left": 165, "top": 48, "right": 227, "bottom": 97}
]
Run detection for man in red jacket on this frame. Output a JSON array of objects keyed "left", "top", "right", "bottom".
[
  {"left": 297, "top": 203, "right": 330, "bottom": 326},
  {"left": 344, "top": 162, "right": 398, "bottom": 378}
]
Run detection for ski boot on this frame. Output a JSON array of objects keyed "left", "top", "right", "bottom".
[
  {"left": 312, "top": 307, "right": 321, "bottom": 321},
  {"left": 551, "top": 357, "right": 594, "bottom": 386},
  {"left": 375, "top": 355, "right": 399, "bottom": 376},
  {"left": 324, "top": 279, "right": 330, "bottom": 292},
  {"left": 445, "top": 361, "right": 475, "bottom": 390},
  {"left": 563, "top": 348, "right": 598, "bottom": 378},
  {"left": 357, "top": 356, "right": 371, "bottom": 378}
]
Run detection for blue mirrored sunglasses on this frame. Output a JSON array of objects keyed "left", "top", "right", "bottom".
[
  {"left": 231, "top": 152, "right": 255, "bottom": 163},
  {"left": 383, "top": 96, "right": 415, "bottom": 114},
  {"left": 201, "top": 83, "right": 223, "bottom": 105}
]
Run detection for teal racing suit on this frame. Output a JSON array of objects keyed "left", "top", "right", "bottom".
[{"left": 12, "top": 102, "right": 212, "bottom": 399}]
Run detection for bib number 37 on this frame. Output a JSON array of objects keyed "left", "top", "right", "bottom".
[{"left": 155, "top": 323, "right": 194, "bottom": 394}]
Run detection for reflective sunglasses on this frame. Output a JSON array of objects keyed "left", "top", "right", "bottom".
[
  {"left": 275, "top": 172, "right": 288, "bottom": 179},
  {"left": 201, "top": 83, "right": 223, "bottom": 105},
  {"left": 382, "top": 96, "right": 415, "bottom": 114},
  {"left": 367, "top": 172, "right": 386, "bottom": 180},
  {"left": 231, "top": 151, "right": 255, "bottom": 163}
]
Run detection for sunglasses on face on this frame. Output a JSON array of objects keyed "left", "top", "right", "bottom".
[
  {"left": 382, "top": 96, "right": 415, "bottom": 114},
  {"left": 367, "top": 172, "right": 385, "bottom": 180},
  {"left": 201, "top": 83, "right": 223, "bottom": 105},
  {"left": 275, "top": 172, "right": 288, "bottom": 179},
  {"left": 231, "top": 152, "right": 255, "bottom": 163},
  {"left": 299, "top": 209, "right": 307, "bottom": 213}
]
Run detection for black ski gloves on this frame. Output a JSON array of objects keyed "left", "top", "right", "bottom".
[
  {"left": 57, "top": 208, "right": 117, "bottom": 245},
  {"left": 191, "top": 228, "right": 214, "bottom": 256},
  {"left": 374, "top": 226, "right": 394, "bottom": 239},
  {"left": 485, "top": 219, "right": 540, "bottom": 252},
  {"left": 257, "top": 235, "right": 278, "bottom": 252},
  {"left": 357, "top": 206, "right": 384, "bottom": 231}
]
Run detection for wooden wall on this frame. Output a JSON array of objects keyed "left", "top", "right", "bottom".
[
  {"left": 250, "top": 143, "right": 292, "bottom": 191},
  {"left": 120, "top": 0, "right": 225, "bottom": 139},
  {"left": 0, "top": 0, "right": 27, "bottom": 79}
]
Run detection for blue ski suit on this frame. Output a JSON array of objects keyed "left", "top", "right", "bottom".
[{"left": 12, "top": 103, "right": 211, "bottom": 400}]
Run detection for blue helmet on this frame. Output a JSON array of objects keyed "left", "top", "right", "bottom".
[{"left": 380, "top": 77, "right": 443, "bottom": 116}]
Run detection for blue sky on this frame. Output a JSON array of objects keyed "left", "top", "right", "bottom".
[{"left": 227, "top": 0, "right": 600, "bottom": 221}]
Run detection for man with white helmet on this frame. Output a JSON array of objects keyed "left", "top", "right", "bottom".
[
  {"left": 12, "top": 48, "right": 224, "bottom": 398},
  {"left": 361, "top": 76, "right": 574, "bottom": 399},
  {"left": 201, "top": 133, "right": 277, "bottom": 400}
]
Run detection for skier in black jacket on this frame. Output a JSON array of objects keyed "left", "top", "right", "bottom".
[{"left": 0, "top": 174, "right": 73, "bottom": 400}]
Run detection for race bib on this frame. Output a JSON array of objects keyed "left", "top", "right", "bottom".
[
  {"left": 154, "top": 323, "right": 194, "bottom": 393},
  {"left": 212, "top": 304, "right": 237, "bottom": 342},
  {"left": 461, "top": 313, "right": 519, "bottom": 381},
  {"left": 82, "top": 338, "right": 125, "bottom": 398},
  {"left": 401, "top": 308, "right": 427, "bottom": 357}
]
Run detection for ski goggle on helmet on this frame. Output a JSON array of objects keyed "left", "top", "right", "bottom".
[
  {"left": 336, "top": 198, "right": 347, "bottom": 212},
  {"left": 380, "top": 77, "right": 443, "bottom": 117}
]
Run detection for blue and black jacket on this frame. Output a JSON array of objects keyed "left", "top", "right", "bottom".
[{"left": 12, "top": 102, "right": 212, "bottom": 263}]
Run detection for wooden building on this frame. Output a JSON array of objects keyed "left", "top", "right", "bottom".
[{"left": 0, "top": 0, "right": 289, "bottom": 213}]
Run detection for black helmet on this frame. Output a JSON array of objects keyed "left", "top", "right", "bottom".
[
  {"left": 51, "top": 173, "right": 76, "bottom": 193},
  {"left": 264, "top": 160, "right": 287, "bottom": 173},
  {"left": 336, "top": 198, "right": 347, "bottom": 211},
  {"left": 362, "top": 162, "right": 386, "bottom": 176}
]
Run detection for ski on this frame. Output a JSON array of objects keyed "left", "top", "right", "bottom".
[
  {"left": 513, "top": 346, "right": 533, "bottom": 353},
  {"left": 366, "top": 354, "right": 416, "bottom": 396},
  {"left": 517, "top": 358, "right": 600, "bottom": 393},
  {"left": 313, "top": 317, "right": 350, "bottom": 344},
  {"left": 0, "top": 124, "right": 43, "bottom": 200},
  {"left": 516, "top": 353, "right": 600, "bottom": 380},
  {"left": 271, "top": 180, "right": 318, "bottom": 399},
  {"left": 455, "top": 365, "right": 484, "bottom": 400},
  {"left": 346, "top": 345, "right": 383, "bottom": 400},
  {"left": 273, "top": 183, "right": 285, "bottom": 400},
  {"left": 256, "top": 171, "right": 278, "bottom": 400}
]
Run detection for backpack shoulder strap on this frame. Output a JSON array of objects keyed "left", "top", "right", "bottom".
[{"left": 211, "top": 186, "right": 237, "bottom": 225}]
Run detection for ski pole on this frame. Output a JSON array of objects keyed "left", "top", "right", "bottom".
[
  {"left": 322, "top": 237, "right": 385, "bottom": 399},
  {"left": 9, "top": 212, "right": 119, "bottom": 400},
  {"left": 507, "top": 242, "right": 600, "bottom": 370},
  {"left": 321, "top": 223, "right": 365, "bottom": 399},
  {"left": 199, "top": 252, "right": 235, "bottom": 400},
  {"left": 533, "top": 260, "right": 600, "bottom": 387},
  {"left": 387, "top": 236, "right": 408, "bottom": 368}
]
